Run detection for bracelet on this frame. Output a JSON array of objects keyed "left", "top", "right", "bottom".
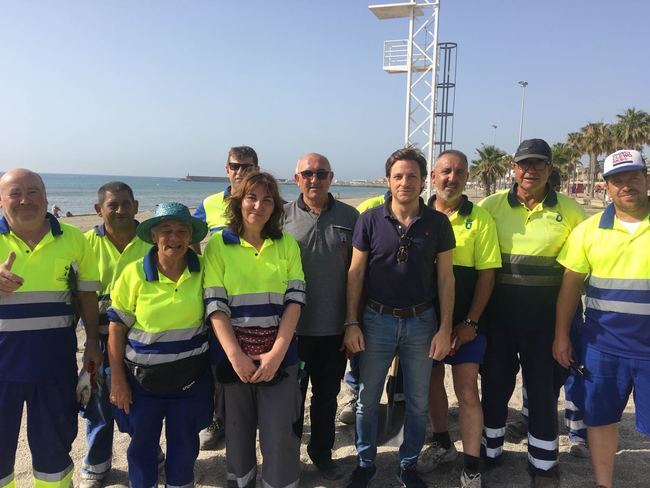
[
  {"left": 463, "top": 318, "right": 479, "bottom": 331},
  {"left": 344, "top": 320, "right": 360, "bottom": 328}
]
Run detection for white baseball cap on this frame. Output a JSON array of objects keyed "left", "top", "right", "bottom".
[{"left": 603, "top": 149, "right": 646, "bottom": 177}]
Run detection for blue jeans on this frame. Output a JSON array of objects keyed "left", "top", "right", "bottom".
[
  {"left": 355, "top": 305, "right": 436, "bottom": 468},
  {"left": 345, "top": 355, "right": 404, "bottom": 396},
  {"left": 80, "top": 335, "right": 114, "bottom": 478}
]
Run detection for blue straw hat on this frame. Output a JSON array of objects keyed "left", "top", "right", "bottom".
[{"left": 137, "top": 202, "right": 208, "bottom": 244}]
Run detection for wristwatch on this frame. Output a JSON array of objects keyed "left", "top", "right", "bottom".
[{"left": 463, "top": 318, "right": 479, "bottom": 331}]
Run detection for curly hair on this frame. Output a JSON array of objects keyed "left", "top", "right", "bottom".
[{"left": 226, "top": 172, "right": 284, "bottom": 240}]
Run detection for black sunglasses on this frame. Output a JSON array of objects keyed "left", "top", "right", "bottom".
[
  {"left": 396, "top": 234, "right": 411, "bottom": 264},
  {"left": 298, "top": 170, "right": 331, "bottom": 180},
  {"left": 228, "top": 162, "right": 255, "bottom": 172}
]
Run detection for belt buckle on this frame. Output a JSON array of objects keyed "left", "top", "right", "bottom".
[{"left": 392, "top": 307, "right": 403, "bottom": 318}]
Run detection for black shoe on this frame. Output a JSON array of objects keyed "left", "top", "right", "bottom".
[
  {"left": 396, "top": 465, "right": 428, "bottom": 488},
  {"left": 313, "top": 458, "right": 345, "bottom": 481},
  {"left": 531, "top": 474, "right": 560, "bottom": 488},
  {"left": 346, "top": 465, "right": 377, "bottom": 488}
]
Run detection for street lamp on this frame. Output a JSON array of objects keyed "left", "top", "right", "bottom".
[
  {"left": 518, "top": 80, "right": 528, "bottom": 144},
  {"left": 491, "top": 124, "right": 497, "bottom": 146}
]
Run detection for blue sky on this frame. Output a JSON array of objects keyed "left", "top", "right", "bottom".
[{"left": 1, "top": 0, "right": 647, "bottom": 180}]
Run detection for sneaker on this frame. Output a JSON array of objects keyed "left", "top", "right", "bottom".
[
  {"left": 346, "top": 465, "right": 376, "bottom": 488},
  {"left": 396, "top": 465, "right": 427, "bottom": 488},
  {"left": 505, "top": 419, "right": 528, "bottom": 443},
  {"left": 417, "top": 441, "right": 459, "bottom": 473},
  {"left": 199, "top": 419, "right": 224, "bottom": 450},
  {"left": 460, "top": 470, "right": 482, "bottom": 488},
  {"left": 569, "top": 441, "right": 589, "bottom": 458},
  {"left": 79, "top": 479, "right": 104, "bottom": 488},
  {"left": 339, "top": 395, "right": 357, "bottom": 425},
  {"left": 531, "top": 474, "right": 560, "bottom": 488}
]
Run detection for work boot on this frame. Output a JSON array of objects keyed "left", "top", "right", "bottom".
[
  {"left": 569, "top": 440, "right": 589, "bottom": 458},
  {"left": 505, "top": 418, "right": 528, "bottom": 443},
  {"left": 531, "top": 474, "right": 560, "bottom": 488},
  {"left": 199, "top": 418, "right": 224, "bottom": 450},
  {"left": 339, "top": 393, "right": 357, "bottom": 425}
]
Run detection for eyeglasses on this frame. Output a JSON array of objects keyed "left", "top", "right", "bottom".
[
  {"left": 396, "top": 234, "right": 411, "bottom": 264},
  {"left": 227, "top": 162, "right": 255, "bottom": 172},
  {"left": 516, "top": 160, "right": 549, "bottom": 171},
  {"left": 298, "top": 170, "right": 331, "bottom": 180}
]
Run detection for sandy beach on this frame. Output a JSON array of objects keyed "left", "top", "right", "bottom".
[{"left": 11, "top": 196, "right": 648, "bottom": 487}]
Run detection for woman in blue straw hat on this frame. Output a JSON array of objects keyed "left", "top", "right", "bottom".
[{"left": 107, "top": 202, "right": 212, "bottom": 488}]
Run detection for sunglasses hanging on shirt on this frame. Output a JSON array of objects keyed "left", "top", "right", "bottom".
[{"left": 396, "top": 233, "right": 411, "bottom": 264}]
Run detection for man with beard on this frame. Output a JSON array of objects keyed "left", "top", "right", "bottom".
[
  {"left": 554, "top": 150, "right": 650, "bottom": 488},
  {"left": 419, "top": 150, "right": 501, "bottom": 488}
]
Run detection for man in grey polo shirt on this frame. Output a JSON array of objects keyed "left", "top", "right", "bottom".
[{"left": 283, "top": 152, "right": 359, "bottom": 480}]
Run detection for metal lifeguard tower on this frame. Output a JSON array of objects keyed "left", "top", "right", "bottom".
[{"left": 369, "top": 1, "right": 457, "bottom": 199}]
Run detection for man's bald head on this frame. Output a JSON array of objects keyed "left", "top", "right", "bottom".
[
  {"left": 295, "top": 153, "right": 331, "bottom": 174},
  {"left": 0, "top": 168, "right": 46, "bottom": 192},
  {"left": 0, "top": 168, "right": 49, "bottom": 231}
]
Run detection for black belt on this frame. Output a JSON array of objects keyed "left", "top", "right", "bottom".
[{"left": 367, "top": 299, "right": 431, "bottom": 318}]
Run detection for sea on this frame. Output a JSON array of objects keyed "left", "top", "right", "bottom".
[{"left": 38, "top": 173, "right": 384, "bottom": 216}]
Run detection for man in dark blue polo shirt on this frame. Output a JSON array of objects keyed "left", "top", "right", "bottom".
[{"left": 343, "top": 147, "right": 456, "bottom": 488}]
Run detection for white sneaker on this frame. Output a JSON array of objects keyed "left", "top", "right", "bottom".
[
  {"left": 417, "top": 441, "right": 458, "bottom": 473},
  {"left": 460, "top": 470, "right": 482, "bottom": 488},
  {"left": 79, "top": 479, "right": 104, "bottom": 488}
]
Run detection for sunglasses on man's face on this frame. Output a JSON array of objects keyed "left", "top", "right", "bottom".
[
  {"left": 228, "top": 162, "right": 255, "bottom": 172},
  {"left": 298, "top": 170, "right": 331, "bottom": 180},
  {"left": 396, "top": 234, "right": 411, "bottom": 264}
]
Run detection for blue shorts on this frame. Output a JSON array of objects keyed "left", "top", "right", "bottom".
[
  {"left": 433, "top": 333, "right": 486, "bottom": 366},
  {"left": 578, "top": 344, "right": 650, "bottom": 435}
]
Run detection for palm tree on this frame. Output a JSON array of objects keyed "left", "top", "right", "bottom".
[
  {"left": 572, "top": 122, "right": 613, "bottom": 198},
  {"left": 612, "top": 108, "right": 650, "bottom": 151},
  {"left": 471, "top": 145, "right": 509, "bottom": 196},
  {"left": 551, "top": 142, "right": 581, "bottom": 193}
]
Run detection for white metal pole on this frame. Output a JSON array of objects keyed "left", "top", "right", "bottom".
[
  {"left": 404, "top": 8, "right": 415, "bottom": 147},
  {"left": 425, "top": 2, "right": 440, "bottom": 201},
  {"left": 518, "top": 80, "right": 528, "bottom": 144}
]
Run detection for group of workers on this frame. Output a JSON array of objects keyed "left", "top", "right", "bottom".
[{"left": 0, "top": 140, "right": 647, "bottom": 488}]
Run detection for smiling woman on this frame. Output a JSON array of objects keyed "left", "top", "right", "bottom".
[
  {"left": 105, "top": 202, "right": 212, "bottom": 488},
  {"left": 203, "top": 172, "right": 306, "bottom": 488}
]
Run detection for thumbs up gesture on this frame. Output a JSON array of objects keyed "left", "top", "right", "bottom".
[{"left": 0, "top": 252, "right": 25, "bottom": 294}]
